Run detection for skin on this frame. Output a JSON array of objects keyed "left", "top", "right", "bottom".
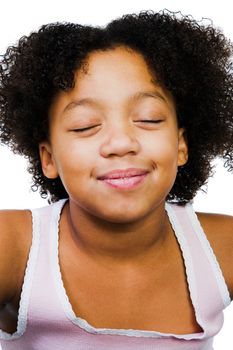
[{"left": 39, "top": 45, "right": 188, "bottom": 264}]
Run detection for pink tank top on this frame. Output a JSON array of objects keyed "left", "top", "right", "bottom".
[{"left": 0, "top": 199, "right": 231, "bottom": 350}]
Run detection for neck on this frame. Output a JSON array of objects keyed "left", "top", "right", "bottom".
[{"left": 62, "top": 200, "right": 170, "bottom": 265}]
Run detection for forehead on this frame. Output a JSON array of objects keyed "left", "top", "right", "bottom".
[
  {"left": 77, "top": 46, "right": 157, "bottom": 86},
  {"left": 49, "top": 46, "right": 176, "bottom": 116},
  {"left": 73, "top": 46, "right": 174, "bottom": 103}
]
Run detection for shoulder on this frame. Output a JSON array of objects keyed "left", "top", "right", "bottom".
[
  {"left": 196, "top": 210, "right": 233, "bottom": 300},
  {"left": 0, "top": 209, "right": 32, "bottom": 306}
]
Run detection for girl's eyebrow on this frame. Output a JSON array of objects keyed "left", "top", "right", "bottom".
[{"left": 62, "top": 90, "right": 168, "bottom": 114}]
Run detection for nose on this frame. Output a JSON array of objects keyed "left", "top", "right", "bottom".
[{"left": 99, "top": 123, "right": 140, "bottom": 158}]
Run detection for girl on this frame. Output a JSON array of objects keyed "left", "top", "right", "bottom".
[{"left": 0, "top": 10, "right": 232, "bottom": 350}]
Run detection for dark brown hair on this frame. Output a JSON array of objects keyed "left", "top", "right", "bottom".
[{"left": 0, "top": 10, "right": 233, "bottom": 203}]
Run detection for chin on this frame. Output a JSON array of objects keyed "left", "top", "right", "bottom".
[{"left": 96, "top": 208, "right": 150, "bottom": 224}]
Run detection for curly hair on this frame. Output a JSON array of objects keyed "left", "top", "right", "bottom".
[{"left": 0, "top": 10, "right": 233, "bottom": 204}]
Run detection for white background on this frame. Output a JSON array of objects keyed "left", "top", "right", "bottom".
[{"left": 0, "top": 0, "right": 232, "bottom": 349}]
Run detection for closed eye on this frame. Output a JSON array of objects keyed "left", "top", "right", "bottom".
[
  {"left": 137, "top": 120, "right": 163, "bottom": 123},
  {"left": 71, "top": 120, "right": 163, "bottom": 133},
  {"left": 72, "top": 125, "right": 100, "bottom": 132}
]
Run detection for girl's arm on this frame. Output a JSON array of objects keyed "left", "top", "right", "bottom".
[
  {"left": 197, "top": 212, "right": 233, "bottom": 300},
  {"left": 0, "top": 210, "right": 31, "bottom": 308},
  {"left": 0, "top": 211, "right": 17, "bottom": 308}
]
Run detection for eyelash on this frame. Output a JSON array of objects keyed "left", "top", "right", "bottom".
[
  {"left": 73, "top": 125, "right": 100, "bottom": 133},
  {"left": 72, "top": 120, "right": 163, "bottom": 133},
  {"left": 137, "top": 120, "right": 163, "bottom": 124}
]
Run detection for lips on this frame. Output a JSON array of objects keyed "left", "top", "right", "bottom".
[
  {"left": 97, "top": 168, "right": 149, "bottom": 190},
  {"left": 97, "top": 168, "right": 149, "bottom": 180}
]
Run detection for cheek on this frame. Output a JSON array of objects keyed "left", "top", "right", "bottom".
[
  {"left": 144, "top": 132, "right": 179, "bottom": 165},
  {"left": 54, "top": 141, "right": 96, "bottom": 181}
]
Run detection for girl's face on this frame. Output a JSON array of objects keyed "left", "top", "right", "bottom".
[{"left": 40, "top": 46, "right": 188, "bottom": 223}]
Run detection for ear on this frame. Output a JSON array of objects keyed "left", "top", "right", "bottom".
[
  {"left": 177, "top": 128, "right": 188, "bottom": 166},
  {"left": 39, "top": 141, "right": 58, "bottom": 179}
]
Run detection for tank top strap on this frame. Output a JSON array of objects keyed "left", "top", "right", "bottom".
[
  {"left": 26, "top": 199, "right": 69, "bottom": 320},
  {"left": 165, "top": 202, "right": 231, "bottom": 337}
]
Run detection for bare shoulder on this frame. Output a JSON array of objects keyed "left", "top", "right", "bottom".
[
  {"left": 196, "top": 211, "right": 233, "bottom": 299},
  {"left": 0, "top": 209, "right": 32, "bottom": 307}
]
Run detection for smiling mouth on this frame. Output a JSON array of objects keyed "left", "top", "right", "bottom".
[{"left": 97, "top": 168, "right": 149, "bottom": 190}]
